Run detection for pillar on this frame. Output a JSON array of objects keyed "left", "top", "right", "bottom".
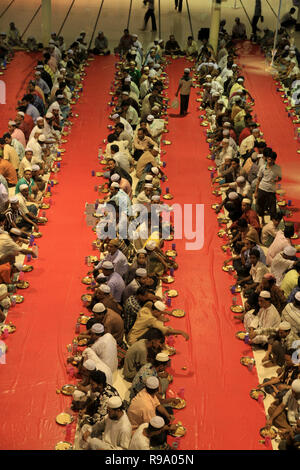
[
  {"left": 296, "top": 5, "right": 300, "bottom": 32},
  {"left": 41, "top": 0, "right": 51, "bottom": 46},
  {"left": 209, "top": 0, "right": 221, "bottom": 55}
]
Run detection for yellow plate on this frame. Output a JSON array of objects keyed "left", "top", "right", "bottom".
[
  {"left": 235, "top": 331, "right": 246, "bottom": 340},
  {"left": 231, "top": 305, "right": 244, "bottom": 313},
  {"left": 212, "top": 190, "right": 222, "bottom": 196},
  {"left": 161, "top": 276, "right": 174, "bottom": 284},
  {"left": 32, "top": 232, "right": 42, "bottom": 238},
  {"left": 57, "top": 149, "right": 65, "bottom": 153},
  {"left": 1, "top": 324, "right": 16, "bottom": 334},
  {"left": 222, "top": 265, "right": 234, "bottom": 272},
  {"left": 55, "top": 441, "right": 73, "bottom": 450},
  {"left": 170, "top": 398, "right": 186, "bottom": 409},
  {"left": 163, "top": 140, "right": 171, "bottom": 145},
  {"left": 89, "top": 256, "right": 98, "bottom": 263},
  {"left": 78, "top": 338, "right": 88, "bottom": 346},
  {"left": 54, "top": 157, "right": 62, "bottom": 162},
  {"left": 100, "top": 160, "right": 107, "bottom": 165},
  {"left": 38, "top": 217, "right": 48, "bottom": 223},
  {"left": 61, "top": 384, "right": 77, "bottom": 396},
  {"left": 16, "top": 281, "right": 29, "bottom": 289},
  {"left": 277, "top": 200, "right": 286, "bottom": 207},
  {"left": 22, "top": 265, "right": 33, "bottom": 272},
  {"left": 291, "top": 233, "right": 299, "bottom": 239},
  {"left": 101, "top": 188, "right": 109, "bottom": 193},
  {"left": 170, "top": 424, "right": 187, "bottom": 437},
  {"left": 163, "top": 194, "right": 174, "bottom": 200},
  {"left": 165, "top": 250, "right": 177, "bottom": 257},
  {"left": 81, "top": 294, "right": 92, "bottom": 303},
  {"left": 240, "top": 356, "right": 255, "bottom": 366},
  {"left": 171, "top": 309, "right": 185, "bottom": 318},
  {"left": 82, "top": 277, "right": 92, "bottom": 285},
  {"left": 166, "top": 289, "right": 178, "bottom": 298},
  {"left": 200, "top": 122, "right": 208, "bottom": 127},
  {"left": 56, "top": 412, "right": 74, "bottom": 426},
  {"left": 80, "top": 315, "right": 90, "bottom": 325},
  {"left": 208, "top": 166, "right": 215, "bottom": 171},
  {"left": 96, "top": 172, "right": 103, "bottom": 177},
  {"left": 276, "top": 189, "right": 285, "bottom": 195},
  {"left": 294, "top": 244, "right": 300, "bottom": 252},
  {"left": 250, "top": 389, "right": 266, "bottom": 401},
  {"left": 12, "top": 295, "right": 24, "bottom": 303},
  {"left": 41, "top": 203, "right": 50, "bottom": 209},
  {"left": 260, "top": 426, "right": 277, "bottom": 439},
  {"left": 217, "top": 230, "right": 226, "bottom": 237},
  {"left": 211, "top": 204, "right": 219, "bottom": 210}
]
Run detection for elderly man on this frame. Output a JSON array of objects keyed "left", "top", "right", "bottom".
[
  {"left": 90, "top": 323, "right": 118, "bottom": 374},
  {"left": 95, "top": 239, "right": 128, "bottom": 278},
  {"left": 89, "top": 284, "right": 122, "bottom": 316},
  {"left": 106, "top": 182, "right": 132, "bottom": 216},
  {"left": 248, "top": 291, "right": 281, "bottom": 345},
  {"left": 266, "top": 379, "right": 300, "bottom": 434},
  {"left": 18, "top": 149, "right": 34, "bottom": 178},
  {"left": 0, "top": 228, "right": 37, "bottom": 265},
  {"left": 4, "top": 196, "right": 38, "bottom": 234}
]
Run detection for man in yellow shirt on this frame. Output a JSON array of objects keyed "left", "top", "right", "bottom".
[{"left": 281, "top": 262, "right": 300, "bottom": 298}]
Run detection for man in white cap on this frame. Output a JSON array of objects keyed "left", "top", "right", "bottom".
[
  {"left": 127, "top": 376, "right": 173, "bottom": 431},
  {"left": 90, "top": 323, "right": 118, "bottom": 374},
  {"left": 129, "top": 415, "right": 166, "bottom": 450},
  {"left": 110, "top": 172, "right": 132, "bottom": 199},
  {"left": 282, "top": 291, "right": 300, "bottom": 336},
  {"left": 3, "top": 195, "right": 37, "bottom": 235},
  {"left": 130, "top": 351, "right": 171, "bottom": 400},
  {"left": 105, "top": 181, "right": 132, "bottom": 217},
  {"left": 95, "top": 239, "right": 128, "bottom": 278},
  {"left": 175, "top": 68, "right": 193, "bottom": 116},
  {"left": 18, "top": 149, "right": 33, "bottom": 179},
  {"left": 99, "top": 260, "right": 126, "bottom": 304},
  {"left": 111, "top": 113, "right": 133, "bottom": 138},
  {"left": 271, "top": 246, "right": 297, "bottom": 286},
  {"left": 122, "top": 268, "right": 148, "bottom": 304},
  {"left": 83, "top": 395, "right": 132, "bottom": 450},
  {"left": 0, "top": 226, "right": 37, "bottom": 265},
  {"left": 90, "top": 284, "right": 122, "bottom": 316},
  {"left": 136, "top": 183, "right": 154, "bottom": 205},
  {"left": 266, "top": 379, "right": 300, "bottom": 433},
  {"left": 147, "top": 114, "right": 165, "bottom": 144},
  {"left": 81, "top": 349, "right": 113, "bottom": 386},
  {"left": 127, "top": 299, "right": 189, "bottom": 346},
  {"left": 8, "top": 121, "right": 26, "bottom": 149},
  {"left": 136, "top": 145, "right": 159, "bottom": 180},
  {"left": 15, "top": 110, "right": 34, "bottom": 142},
  {"left": 85, "top": 302, "right": 124, "bottom": 345},
  {"left": 248, "top": 291, "right": 281, "bottom": 345}
]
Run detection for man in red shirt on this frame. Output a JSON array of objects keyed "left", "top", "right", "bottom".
[{"left": 15, "top": 111, "right": 34, "bottom": 143}]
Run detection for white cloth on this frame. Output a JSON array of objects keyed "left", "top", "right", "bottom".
[
  {"left": 250, "top": 304, "right": 281, "bottom": 344},
  {"left": 91, "top": 333, "right": 118, "bottom": 373},
  {"left": 281, "top": 303, "right": 300, "bottom": 336},
  {"left": 120, "top": 116, "right": 134, "bottom": 137},
  {"left": 88, "top": 413, "right": 132, "bottom": 450},
  {"left": 82, "top": 347, "right": 113, "bottom": 385},
  {"left": 129, "top": 423, "right": 150, "bottom": 450},
  {"left": 282, "top": 389, "right": 300, "bottom": 427},
  {"left": 271, "top": 252, "right": 295, "bottom": 286}
]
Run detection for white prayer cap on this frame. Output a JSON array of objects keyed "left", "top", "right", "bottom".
[
  {"left": 279, "top": 321, "right": 291, "bottom": 331},
  {"left": 223, "top": 122, "right": 231, "bottom": 127},
  {"left": 144, "top": 183, "right": 153, "bottom": 189},
  {"left": 147, "top": 114, "right": 154, "bottom": 122},
  {"left": 67, "top": 49, "right": 73, "bottom": 54},
  {"left": 8, "top": 120, "right": 16, "bottom": 126},
  {"left": 146, "top": 376, "right": 159, "bottom": 389},
  {"left": 237, "top": 77, "right": 244, "bottom": 82},
  {"left": 137, "top": 249, "right": 147, "bottom": 255},
  {"left": 36, "top": 65, "right": 44, "bottom": 70},
  {"left": 152, "top": 105, "right": 160, "bottom": 111},
  {"left": 107, "top": 396, "right": 123, "bottom": 409},
  {"left": 151, "top": 167, "right": 159, "bottom": 175},
  {"left": 83, "top": 359, "right": 96, "bottom": 371},
  {"left": 229, "top": 182, "right": 236, "bottom": 188},
  {"left": 150, "top": 416, "right": 165, "bottom": 429},
  {"left": 242, "top": 198, "right": 251, "bottom": 205},
  {"left": 151, "top": 195, "right": 160, "bottom": 202},
  {"left": 154, "top": 301, "right": 166, "bottom": 312},
  {"left": 145, "top": 175, "right": 153, "bottom": 181},
  {"left": 35, "top": 71, "right": 41, "bottom": 76},
  {"left": 9, "top": 196, "right": 19, "bottom": 203},
  {"left": 206, "top": 74, "right": 212, "bottom": 78},
  {"left": 102, "top": 261, "right": 114, "bottom": 270},
  {"left": 236, "top": 176, "right": 245, "bottom": 184},
  {"left": 144, "top": 66, "right": 150, "bottom": 71},
  {"left": 155, "top": 352, "right": 169, "bottom": 362},
  {"left": 36, "top": 116, "right": 44, "bottom": 121},
  {"left": 154, "top": 64, "right": 160, "bottom": 69},
  {"left": 91, "top": 323, "right": 104, "bottom": 334},
  {"left": 289, "top": 50, "right": 296, "bottom": 55},
  {"left": 228, "top": 192, "right": 239, "bottom": 200},
  {"left": 222, "top": 138, "right": 229, "bottom": 143},
  {"left": 284, "top": 45, "right": 290, "bottom": 50},
  {"left": 99, "top": 284, "right": 111, "bottom": 294},
  {"left": 217, "top": 99, "right": 224, "bottom": 104},
  {"left": 19, "top": 184, "right": 29, "bottom": 191},
  {"left": 153, "top": 146, "right": 159, "bottom": 152},
  {"left": 145, "top": 241, "right": 156, "bottom": 251},
  {"left": 60, "top": 67, "right": 66, "bottom": 72},
  {"left": 38, "top": 135, "right": 46, "bottom": 142},
  {"left": 17, "top": 111, "right": 25, "bottom": 117},
  {"left": 158, "top": 39, "right": 164, "bottom": 44},
  {"left": 132, "top": 34, "right": 138, "bottom": 38},
  {"left": 10, "top": 228, "right": 21, "bottom": 236},
  {"left": 45, "top": 112, "right": 53, "bottom": 119},
  {"left": 57, "top": 94, "right": 64, "bottom": 99},
  {"left": 136, "top": 268, "right": 147, "bottom": 278},
  {"left": 203, "top": 82, "right": 211, "bottom": 88},
  {"left": 110, "top": 182, "right": 120, "bottom": 189},
  {"left": 291, "top": 379, "right": 300, "bottom": 393},
  {"left": 184, "top": 68, "right": 190, "bottom": 73},
  {"left": 31, "top": 165, "right": 40, "bottom": 171},
  {"left": 96, "top": 273, "right": 106, "bottom": 281},
  {"left": 111, "top": 113, "right": 119, "bottom": 119},
  {"left": 259, "top": 290, "right": 271, "bottom": 299},
  {"left": 25, "top": 147, "right": 33, "bottom": 153},
  {"left": 0, "top": 284, "right": 8, "bottom": 296},
  {"left": 212, "top": 92, "right": 220, "bottom": 97},
  {"left": 73, "top": 390, "right": 86, "bottom": 401},
  {"left": 283, "top": 246, "right": 296, "bottom": 257},
  {"left": 24, "top": 167, "right": 32, "bottom": 172},
  {"left": 232, "top": 64, "right": 238, "bottom": 68},
  {"left": 224, "top": 156, "right": 232, "bottom": 161},
  {"left": 122, "top": 91, "right": 129, "bottom": 96},
  {"left": 124, "top": 77, "right": 131, "bottom": 82},
  {"left": 295, "top": 292, "right": 300, "bottom": 302},
  {"left": 111, "top": 173, "right": 120, "bottom": 182},
  {"left": 92, "top": 302, "right": 106, "bottom": 313}
]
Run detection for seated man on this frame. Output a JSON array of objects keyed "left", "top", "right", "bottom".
[
  {"left": 266, "top": 379, "right": 300, "bottom": 435},
  {"left": 281, "top": 261, "right": 300, "bottom": 299},
  {"left": 232, "top": 17, "right": 247, "bottom": 40},
  {"left": 93, "top": 31, "right": 110, "bottom": 55},
  {"left": 281, "top": 291, "right": 300, "bottom": 336},
  {"left": 271, "top": 246, "right": 297, "bottom": 286},
  {"left": 165, "top": 35, "right": 183, "bottom": 56},
  {"left": 94, "top": 239, "right": 128, "bottom": 278},
  {"left": 248, "top": 291, "right": 281, "bottom": 346},
  {"left": 89, "top": 323, "right": 118, "bottom": 374},
  {"left": 129, "top": 416, "right": 166, "bottom": 450}
]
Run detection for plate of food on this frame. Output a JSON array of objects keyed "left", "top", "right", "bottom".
[
  {"left": 215, "top": 177, "right": 223, "bottom": 183},
  {"left": 222, "top": 265, "right": 235, "bottom": 272},
  {"left": 260, "top": 426, "right": 277, "bottom": 439},
  {"left": 161, "top": 275, "right": 174, "bottom": 284},
  {"left": 291, "top": 233, "right": 299, "bottom": 239},
  {"left": 101, "top": 188, "right": 109, "bottom": 194},
  {"left": 88, "top": 256, "right": 98, "bottom": 263},
  {"left": 217, "top": 217, "right": 230, "bottom": 224},
  {"left": 55, "top": 156, "right": 62, "bottom": 162},
  {"left": 81, "top": 294, "right": 92, "bottom": 303},
  {"left": 171, "top": 309, "right": 185, "bottom": 318},
  {"left": 163, "top": 194, "right": 174, "bottom": 200},
  {"left": 96, "top": 172, "right": 103, "bottom": 177},
  {"left": 32, "top": 232, "right": 42, "bottom": 238},
  {"left": 277, "top": 200, "right": 286, "bottom": 207},
  {"left": 100, "top": 159, "right": 107, "bottom": 165},
  {"left": 170, "top": 398, "right": 186, "bottom": 410},
  {"left": 82, "top": 277, "right": 92, "bottom": 285},
  {"left": 16, "top": 280, "right": 29, "bottom": 289},
  {"left": 208, "top": 166, "right": 215, "bottom": 171},
  {"left": 41, "top": 203, "right": 50, "bottom": 209},
  {"left": 80, "top": 315, "right": 90, "bottom": 325},
  {"left": 11, "top": 294, "right": 24, "bottom": 303},
  {"left": 22, "top": 265, "right": 33, "bottom": 272},
  {"left": 200, "top": 122, "right": 209, "bottom": 127},
  {"left": 211, "top": 204, "right": 219, "bottom": 210},
  {"left": 217, "top": 230, "right": 226, "bottom": 237},
  {"left": 221, "top": 245, "right": 230, "bottom": 252},
  {"left": 165, "top": 250, "right": 177, "bottom": 257},
  {"left": 212, "top": 190, "right": 222, "bottom": 196},
  {"left": 78, "top": 338, "right": 88, "bottom": 346},
  {"left": 61, "top": 384, "right": 77, "bottom": 396},
  {"left": 163, "top": 140, "right": 172, "bottom": 145},
  {"left": 170, "top": 423, "right": 187, "bottom": 438},
  {"left": 231, "top": 305, "right": 244, "bottom": 313},
  {"left": 56, "top": 412, "right": 74, "bottom": 426},
  {"left": 57, "top": 149, "right": 66, "bottom": 153},
  {"left": 250, "top": 389, "right": 266, "bottom": 401},
  {"left": 166, "top": 289, "right": 178, "bottom": 298},
  {"left": 55, "top": 441, "right": 73, "bottom": 451},
  {"left": 0, "top": 323, "right": 16, "bottom": 334},
  {"left": 235, "top": 331, "right": 247, "bottom": 341},
  {"left": 240, "top": 356, "right": 255, "bottom": 367},
  {"left": 294, "top": 244, "right": 300, "bottom": 252}
]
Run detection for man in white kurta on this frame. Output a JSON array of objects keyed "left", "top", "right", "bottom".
[
  {"left": 90, "top": 323, "right": 118, "bottom": 374},
  {"left": 249, "top": 291, "right": 281, "bottom": 345},
  {"left": 129, "top": 416, "right": 165, "bottom": 450}
]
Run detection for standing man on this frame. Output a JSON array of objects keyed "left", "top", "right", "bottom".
[
  {"left": 175, "top": 0, "right": 183, "bottom": 12},
  {"left": 251, "top": 0, "right": 262, "bottom": 42},
  {"left": 142, "top": 1, "right": 157, "bottom": 32},
  {"left": 175, "top": 68, "right": 193, "bottom": 116}
]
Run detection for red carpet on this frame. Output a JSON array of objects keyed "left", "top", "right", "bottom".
[
  {"left": 163, "top": 58, "right": 267, "bottom": 450},
  {"left": 0, "top": 51, "right": 41, "bottom": 132},
  {"left": 0, "top": 56, "right": 116, "bottom": 450}
]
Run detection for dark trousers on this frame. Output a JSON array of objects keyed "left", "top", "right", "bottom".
[
  {"left": 175, "top": 0, "right": 183, "bottom": 11},
  {"left": 144, "top": 9, "right": 157, "bottom": 31},
  {"left": 251, "top": 16, "right": 260, "bottom": 38},
  {"left": 180, "top": 94, "right": 189, "bottom": 115},
  {"left": 256, "top": 188, "right": 277, "bottom": 219}
]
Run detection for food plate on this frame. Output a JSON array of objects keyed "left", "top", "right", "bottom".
[
  {"left": 16, "top": 280, "right": 29, "bottom": 289},
  {"left": 165, "top": 250, "right": 177, "bottom": 257},
  {"left": 163, "top": 141, "right": 171, "bottom": 145},
  {"left": 55, "top": 157, "right": 62, "bottom": 162},
  {"left": 82, "top": 277, "right": 92, "bottom": 285},
  {"left": 240, "top": 356, "right": 255, "bottom": 367},
  {"left": 276, "top": 189, "right": 285, "bottom": 195},
  {"left": 163, "top": 194, "right": 174, "bottom": 200},
  {"left": 101, "top": 188, "right": 109, "bottom": 193},
  {"left": 61, "top": 384, "right": 77, "bottom": 396},
  {"left": 231, "top": 285, "right": 241, "bottom": 293},
  {"left": 0, "top": 323, "right": 16, "bottom": 334},
  {"left": 78, "top": 338, "right": 88, "bottom": 346},
  {"left": 215, "top": 177, "right": 223, "bottom": 183},
  {"left": 56, "top": 412, "right": 74, "bottom": 425},
  {"left": 291, "top": 233, "right": 299, "bottom": 239},
  {"left": 100, "top": 160, "right": 107, "bottom": 165},
  {"left": 221, "top": 245, "right": 230, "bottom": 252},
  {"left": 211, "top": 204, "right": 219, "bottom": 210},
  {"left": 161, "top": 276, "right": 174, "bottom": 284},
  {"left": 212, "top": 190, "right": 222, "bottom": 196},
  {"left": 170, "top": 423, "right": 187, "bottom": 438},
  {"left": 294, "top": 244, "right": 300, "bottom": 252},
  {"left": 38, "top": 216, "right": 48, "bottom": 223},
  {"left": 55, "top": 441, "right": 73, "bottom": 450},
  {"left": 11, "top": 295, "right": 24, "bottom": 303},
  {"left": 250, "top": 389, "right": 266, "bottom": 401},
  {"left": 22, "top": 265, "right": 33, "bottom": 272},
  {"left": 277, "top": 200, "right": 286, "bottom": 207},
  {"left": 96, "top": 172, "right": 103, "bottom": 177},
  {"left": 81, "top": 294, "right": 92, "bottom": 303},
  {"left": 57, "top": 149, "right": 65, "bottom": 153},
  {"left": 166, "top": 289, "right": 178, "bottom": 297},
  {"left": 170, "top": 398, "right": 186, "bottom": 409},
  {"left": 32, "top": 232, "right": 42, "bottom": 238},
  {"left": 235, "top": 331, "right": 247, "bottom": 340},
  {"left": 222, "top": 265, "right": 235, "bottom": 272},
  {"left": 89, "top": 256, "right": 98, "bottom": 263},
  {"left": 208, "top": 166, "right": 215, "bottom": 171},
  {"left": 217, "top": 217, "right": 230, "bottom": 224},
  {"left": 80, "top": 315, "right": 90, "bottom": 325},
  {"left": 200, "top": 122, "right": 209, "bottom": 127},
  {"left": 231, "top": 305, "right": 244, "bottom": 313},
  {"left": 217, "top": 230, "right": 226, "bottom": 237},
  {"left": 61, "top": 139, "right": 68, "bottom": 144},
  {"left": 259, "top": 426, "right": 277, "bottom": 439},
  {"left": 41, "top": 203, "right": 50, "bottom": 209},
  {"left": 171, "top": 309, "right": 185, "bottom": 318}
]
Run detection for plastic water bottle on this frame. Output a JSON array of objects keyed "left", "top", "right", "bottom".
[
  {"left": 75, "top": 320, "right": 80, "bottom": 334},
  {"left": 32, "top": 243, "right": 39, "bottom": 259}
]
